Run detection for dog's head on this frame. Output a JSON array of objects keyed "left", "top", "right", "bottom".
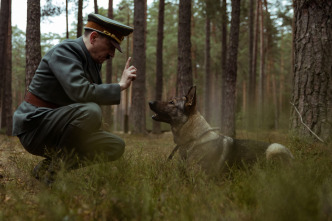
[{"left": 149, "top": 86, "right": 197, "bottom": 126}]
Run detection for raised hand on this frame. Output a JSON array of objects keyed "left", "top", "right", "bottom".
[{"left": 118, "top": 57, "right": 137, "bottom": 91}]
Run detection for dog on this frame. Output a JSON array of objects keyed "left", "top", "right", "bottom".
[{"left": 149, "top": 86, "right": 294, "bottom": 175}]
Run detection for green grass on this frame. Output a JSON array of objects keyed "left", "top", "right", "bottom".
[{"left": 0, "top": 132, "right": 332, "bottom": 220}]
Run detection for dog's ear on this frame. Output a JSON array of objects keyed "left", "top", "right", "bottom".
[{"left": 185, "top": 86, "right": 196, "bottom": 114}]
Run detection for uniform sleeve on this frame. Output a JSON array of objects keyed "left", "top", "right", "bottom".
[{"left": 48, "top": 43, "right": 121, "bottom": 105}]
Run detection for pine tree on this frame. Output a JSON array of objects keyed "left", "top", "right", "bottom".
[
  {"left": 131, "top": 0, "right": 147, "bottom": 134},
  {"left": 177, "top": 0, "right": 193, "bottom": 96},
  {"left": 220, "top": 0, "right": 241, "bottom": 137},
  {"left": 291, "top": 0, "right": 332, "bottom": 142},
  {"left": 26, "top": 0, "right": 41, "bottom": 87},
  {"left": 152, "top": 0, "right": 165, "bottom": 134},
  {"left": 77, "top": 0, "right": 83, "bottom": 38}
]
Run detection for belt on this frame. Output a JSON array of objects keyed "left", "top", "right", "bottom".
[{"left": 25, "top": 91, "right": 59, "bottom": 109}]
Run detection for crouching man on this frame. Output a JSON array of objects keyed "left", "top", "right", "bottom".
[{"left": 12, "top": 13, "right": 137, "bottom": 185}]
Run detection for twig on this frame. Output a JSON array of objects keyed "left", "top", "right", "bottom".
[{"left": 290, "top": 102, "right": 325, "bottom": 143}]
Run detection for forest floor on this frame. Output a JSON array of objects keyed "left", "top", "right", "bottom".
[{"left": 0, "top": 130, "right": 332, "bottom": 220}]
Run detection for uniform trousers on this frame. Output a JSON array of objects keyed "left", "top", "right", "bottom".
[{"left": 18, "top": 102, "right": 125, "bottom": 168}]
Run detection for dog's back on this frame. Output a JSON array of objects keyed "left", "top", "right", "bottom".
[{"left": 226, "top": 139, "right": 294, "bottom": 167}]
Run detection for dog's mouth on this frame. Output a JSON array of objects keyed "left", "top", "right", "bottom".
[
  {"left": 151, "top": 112, "right": 171, "bottom": 123},
  {"left": 152, "top": 113, "right": 160, "bottom": 120},
  {"left": 149, "top": 101, "right": 171, "bottom": 123}
]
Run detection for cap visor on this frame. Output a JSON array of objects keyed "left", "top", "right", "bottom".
[{"left": 110, "top": 38, "right": 122, "bottom": 53}]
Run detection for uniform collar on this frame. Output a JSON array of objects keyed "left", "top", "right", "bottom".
[{"left": 76, "top": 37, "right": 102, "bottom": 84}]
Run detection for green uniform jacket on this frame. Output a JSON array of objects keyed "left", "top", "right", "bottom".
[{"left": 13, "top": 37, "right": 121, "bottom": 136}]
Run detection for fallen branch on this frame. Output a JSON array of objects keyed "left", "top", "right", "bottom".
[{"left": 290, "top": 102, "right": 325, "bottom": 143}]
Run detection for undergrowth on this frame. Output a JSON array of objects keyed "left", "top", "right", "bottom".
[{"left": 0, "top": 132, "right": 332, "bottom": 220}]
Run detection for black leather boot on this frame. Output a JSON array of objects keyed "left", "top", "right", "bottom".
[{"left": 32, "top": 158, "right": 58, "bottom": 186}]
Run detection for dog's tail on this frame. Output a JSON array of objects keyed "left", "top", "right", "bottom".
[{"left": 266, "top": 143, "right": 294, "bottom": 162}]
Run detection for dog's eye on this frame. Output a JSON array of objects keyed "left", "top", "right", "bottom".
[{"left": 169, "top": 100, "right": 174, "bottom": 105}]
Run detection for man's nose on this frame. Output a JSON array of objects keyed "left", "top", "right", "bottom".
[
  {"left": 106, "top": 52, "right": 114, "bottom": 60},
  {"left": 109, "top": 48, "right": 115, "bottom": 58}
]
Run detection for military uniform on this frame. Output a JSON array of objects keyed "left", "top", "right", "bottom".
[{"left": 13, "top": 14, "right": 134, "bottom": 183}]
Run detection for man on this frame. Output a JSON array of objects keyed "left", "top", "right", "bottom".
[{"left": 12, "top": 13, "right": 136, "bottom": 185}]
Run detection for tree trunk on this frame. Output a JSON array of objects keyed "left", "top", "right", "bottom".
[
  {"left": 272, "top": 73, "right": 279, "bottom": 129},
  {"left": 94, "top": 0, "right": 99, "bottom": 13},
  {"left": 191, "top": 14, "right": 198, "bottom": 80},
  {"left": 204, "top": 16, "right": 211, "bottom": 123},
  {"left": 251, "top": 0, "right": 259, "bottom": 106},
  {"left": 258, "top": 0, "right": 265, "bottom": 120},
  {"left": 264, "top": 0, "right": 278, "bottom": 129},
  {"left": 176, "top": 0, "right": 193, "bottom": 96},
  {"left": 152, "top": 0, "right": 165, "bottom": 134},
  {"left": 0, "top": 0, "right": 12, "bottom": 133},
  {"left": 77, "top": 0, "right": 83, "bottom": 38},
  {"left": 220, "top": 0, "right": 241, "bottom": 137},
  {"left": 66, "top": 0, "right": 69, "bottom": 38},
  {"left": 124, "top": 9, "right": 131, "bottom": 133},
  {"left": 0, "top": 0, "right": 10, "bottom": 125},
  {"left": 104, "top": 0, "right": 114, "bottom": 128},
  {"left": 242, "top": 81, "right": 247, "bottom": 116},
  {"left": 279, "top": 30, "right": 284, "bottom": 112},
  {"left": 220, "top": 0, "right": 227, "bottom": 129},
  {"left": 263, "top": 0, "right": 270, "bottom": 95},
  {"left": 5, "top": 3, "right": 12, "bottom": 135},
  {"left": 131, "top": 0, "right": 147, "bottom": 134},
  {"left": 26, "top": 0, "right": 41, "bottom": 88},
  {"left": 291, "top": 0, "right": 332, "bottom": 142},
  {"left": 248, "top": 0, "right": 254, "bottom": 106}
]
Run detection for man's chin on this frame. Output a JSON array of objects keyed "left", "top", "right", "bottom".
[
  {"left": 96, "top": 59, "right": 105, "bottom": 64},
  {"left": 100, "top": 57, "right": 111, "bottom": 64},
  {"left": 92, "top": 57, "right": 107, "bottom": 64}
]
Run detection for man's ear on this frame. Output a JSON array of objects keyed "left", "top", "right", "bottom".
[
  {"left": 185, "top": 86, "right": 196, "bottom": 114},
  {"left": 90, "top": 31, "right": 99, "bottom": 44}
]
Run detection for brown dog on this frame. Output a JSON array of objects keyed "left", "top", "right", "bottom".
[{"left": 149, "top": 86, "right": 293, "bottom": 175}]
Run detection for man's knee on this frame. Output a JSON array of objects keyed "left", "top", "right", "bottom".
[
  {"left": 111, "top": 138, "right": 125, "bottom": 160},
  {"left": 71, "top": 102, "right": 102, "bottom": 131},
  {"left": 84, "top": 102, "right": 102, "bottom": 122}
]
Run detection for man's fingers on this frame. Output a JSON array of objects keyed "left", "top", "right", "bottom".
[
  {"left": 125, "top": 57, "right": 132, "bottom": 69},
  {"left": 130, "top": 66, "right": 137, "bottom": 73},
  {"left": 130, "top": 74, "right": 136, "bottom": 81}
]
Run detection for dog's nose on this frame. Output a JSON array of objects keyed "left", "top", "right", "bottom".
[{"left": 149, "top": 101, "right": 155, "bottom": 108}]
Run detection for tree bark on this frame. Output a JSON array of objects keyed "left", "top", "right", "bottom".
[
  {"left": 4, "top": 3, "right": 12, "bottom": 135},
  {"left": 264, "top": 0, "right": 278, "bottom": 129},
  {"left": 191, "top": 14, "right": 198, "bottom": 81},
  {"left": 204, "top": 17, "right": 211, "bottom": 123},
  {"left": 124, "top": 9, "right": 131, "bottom": 133},
  {"left": 251, "top": 0, "right": 259, "bottom": 106},
  {"left": 258, "top": 0, "right": 265, "bottom": 119},
  {"left": 104, "top": 0, "right": 114, "bottom": 128},
  {"left": 220, "top": 0, "right": 241, "bottom": 137},
  {"left": 77, "top": 0, "right": 83, "bottom": 38},
  {"left": 279, "top": 30, "right": 284, "bottom": 112},
  {"left": 0, "top": 0, "right": 12, "bottom": 134},
  {"left": 66, "top": 0, "right": 69, "bottom": 38},
  {"left": 152, "top": 0, "right": 165, "bottom": 134},
  {"left": 272, "top": 73, "right": 279, "bottom": 129},
  {"left": 131, "top": 0, "right": 147, "bottom": 134},
  {"left": 94, "top": 0, "right": 99, "bottom": 13},
  {"left": 26, "top": 0, "right": 41, "bottom": 88},
  {"left": 220, "top": 0, "right": 227, "bottom": 128},
  {"left": 0, "top": 0, "right": 11, "bottom": 125},
  {"left": 176, "top": 0, "right": 193, "bottom": 96},
  {"left": 248, "top": 0, "right": 255, "bottom": 106},
  {"left": 291, "top": 0, "right": 332, "bottom": 142}
]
